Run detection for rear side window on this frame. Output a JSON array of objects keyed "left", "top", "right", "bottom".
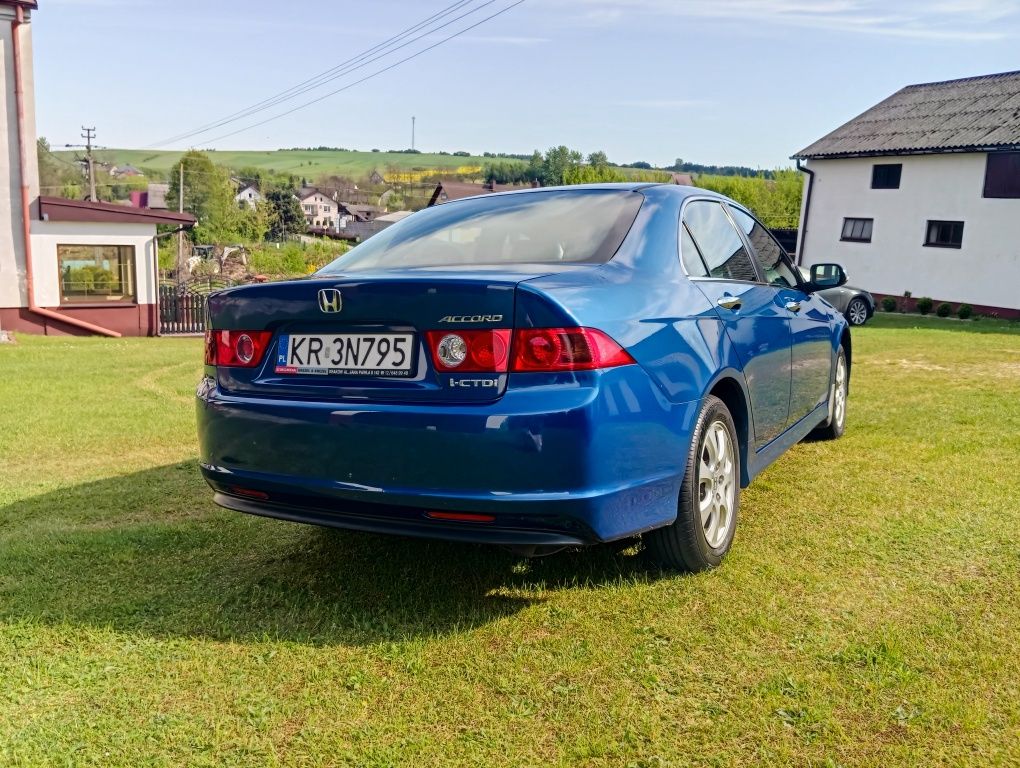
[
  {"left": 320, "top": 190, "right": 643, "bottom": 273},
  {"left": 727, "top": 207, "right": 799, "bottom": 288},
  {"left": 682, "top": 201, "right": 759, "bottom": 282},
  {"left": 680, "top": 224, "right": 709, "bottom": 277}
]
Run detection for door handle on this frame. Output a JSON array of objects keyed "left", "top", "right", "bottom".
[
  {"left": 717, "top": 296, "right": 742, "bottom": 311},
  {"left": 785, "top": 301, "right": 802, "bottom": 313}
]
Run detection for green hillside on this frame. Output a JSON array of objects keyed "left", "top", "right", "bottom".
[{"left": 52, "top": 148, "right": 496, "bottom": 181}]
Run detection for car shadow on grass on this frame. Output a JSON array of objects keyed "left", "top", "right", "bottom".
[{"left": 0, "top": 462, "right": 665, "bottom": 646}]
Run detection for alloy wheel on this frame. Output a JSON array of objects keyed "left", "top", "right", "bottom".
[
  {"left": 833, "top": 352, "right": 847, "bottom": 429},
  {"left": 847, "top": 299, "right": 868, "bottom": 326},
  {"left": 698, "top": 420, "right": 736, "bottom": 549}
]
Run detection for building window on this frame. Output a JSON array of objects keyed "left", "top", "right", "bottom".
[
  {"left": 58, "top": 244, "right": 136, "bottom": 304},
  {"left": 871, "top": 164, "right": 902, "bottom": 189},
  {"left": 983, "top": 152, "right": 1020, "bottom": 198},
  {"left": 925, "top": 220, "right": 964, "bottom": 249},
  {"left": 840, "top": 218, "right": 873, "bottom": 243}
]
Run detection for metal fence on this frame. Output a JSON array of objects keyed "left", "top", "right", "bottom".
[{"left": 158, "top": 277, "right": 237, "bottom": 335}]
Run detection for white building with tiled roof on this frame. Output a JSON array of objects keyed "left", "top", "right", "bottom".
[
  {"left": 0, "top": 0, "right": 195, "bottom": 337},
  {"left": 298, "top": 188, "right": 337, "bottom": 229},
  {"left": 793, "top": 70, "right": 1020, "bottom": 317}
]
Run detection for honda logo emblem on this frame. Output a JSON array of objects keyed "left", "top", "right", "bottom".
[{"left": 318, "top": 288, "right": 342, "bottom": 313}]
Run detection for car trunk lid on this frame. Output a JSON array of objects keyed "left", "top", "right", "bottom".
[{"left": 208, "top": 269, "right": 546, "bottom": 403}]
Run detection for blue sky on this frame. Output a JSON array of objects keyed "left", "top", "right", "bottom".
[{"left": 34, "top": 0, "right": 1020, "bottom": 168}]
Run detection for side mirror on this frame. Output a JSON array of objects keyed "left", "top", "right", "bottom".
[{"left": 805, "top": 263, "right": 847, "bottom": 291}]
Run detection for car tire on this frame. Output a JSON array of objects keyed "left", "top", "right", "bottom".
[
  {"left": 812, "top": 346, "right": 848, "bottom": 440},
  {"left": 646, "top": 395, "right": 740, "bottom": 572},
  {"left": 846, "top": 297, "right": 869, "bottom": 326}
]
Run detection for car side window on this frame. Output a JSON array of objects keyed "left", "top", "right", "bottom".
[
  {"left": 680, "top": 223, "right": 709, "bottom": 277},
  {"left": 682, "top": 201, "right": 759, "bottom": 282},
  {"left": 727, "top": 207, "right": 800, "bottom": 289}
]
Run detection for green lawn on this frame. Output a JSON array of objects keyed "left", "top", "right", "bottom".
[
  {"left": 51, "top": 148, "right": 661, "bottom": 184},
  {"left": 54, "top": 148, "right": 497, "bottom": 180},
  {"left": 1, "top": 317, "right": 1018, "bottom": 766}
]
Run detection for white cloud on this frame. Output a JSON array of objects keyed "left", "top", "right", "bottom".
[{"left": 553, "top": 0, "right": 1020, "bottom": 41}]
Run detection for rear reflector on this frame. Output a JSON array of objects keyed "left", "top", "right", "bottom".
[
  {"left": 510, "top": 327, "right": 634, "bottom": 372},
  {"left": 425, "top": 511, "right": 496, "bottom": 523},
  {"left": 229, "top": 486, "right": 270, "bottom": 500},
  {"left": 425, "top": 329, "right": 511, "bottom": 373},
  {"left": 205, "top": 330, "right": 273, "bottom": 368}
]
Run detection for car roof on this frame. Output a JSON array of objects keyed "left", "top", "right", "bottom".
[{"left": 445, "top": 181, "right": 726, "bottom": 204}]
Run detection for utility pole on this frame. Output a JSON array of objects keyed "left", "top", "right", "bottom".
[
  {"left": 177, "top": 158, "right": 184, "bottom": 283},
  {"left": 81, "top": 126, "right": 96, "bottom": 201},
  {"left": 411, "top": 116, "right": 415, "bottom": 151}
]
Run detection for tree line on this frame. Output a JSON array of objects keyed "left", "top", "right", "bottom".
[
  {"left": 484, "top": 147, "right": 671, "bottom": 186},
  {"left": 483, "top": 147, "right": 802, "bottom": 228}
]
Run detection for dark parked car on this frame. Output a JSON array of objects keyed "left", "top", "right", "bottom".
[
  {"left": 799, "top": 266, "right": 874, "bottom": 326},
  {"left": 197, "top": 184, "right": 851, "bottom": 571}
]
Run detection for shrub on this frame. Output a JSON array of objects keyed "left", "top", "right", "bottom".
[
  {"left": 246, "top": 239, "right": 350, "bottom": 277},
  {"left": 881, "top": 296, "right": 897, "bottom": 312},
  {"left": 958, "top": 303, "right": 973, "bottom": 320},
  {"left": 916, "top": 297, "right": 934, "bottom": 315},
  {"left": 936, "top": 302, "right": 952, "bottom": 318}
]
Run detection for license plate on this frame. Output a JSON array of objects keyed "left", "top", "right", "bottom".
[{"left": 274, "top": 333, "right": 414, "bottom": 377}]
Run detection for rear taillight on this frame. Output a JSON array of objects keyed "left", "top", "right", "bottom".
[
  {"left": 204, "top": 330, "right": 273, "bottom": 368},
  {"left": 425, "top": 329, "right": 511, "bottom": 373},
  {"left": 510, "top": 327, "right": 634, "bottom": 372}
]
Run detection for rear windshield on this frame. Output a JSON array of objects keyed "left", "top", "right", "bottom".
[{"left": 319, "top": 189, "right": 643, "bottom": 273}]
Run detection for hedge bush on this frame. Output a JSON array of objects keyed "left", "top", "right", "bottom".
[
  {"left": 916, "top": 297, "right": 934, "bottom": 315},
  {"left": 958, "top": 303, "right": 973, "bottom": 320},
  {"left": 881, "top": 296, "right": 897, "bottom": 312},
  {"left": 936, "top": 302, "right": 952, "bottom": 318}
]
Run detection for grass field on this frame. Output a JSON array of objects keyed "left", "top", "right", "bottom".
[
  {"left": 1, "top": 315, "right": 1019, "bottom": 766},
  {"left": 53, "top": 148, "right": 495, "bottom": 181}
]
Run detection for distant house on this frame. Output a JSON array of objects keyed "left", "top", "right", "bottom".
[
  {"left": 427, "top": 179, "right": 533, "bottom": 207},
  {"left": 793, "top": 69, "right": 1020, "bottom": 317},
  {"left": 235, "top": 183, "right": 262, "bottom": 209},
  {"left": 374, "top": 210, "right": 413, "bottom": 225},
  {"left": 110, "top": 164, "right": 142, "bottom": 179},
  {"left": 332, "top": 211, "right": 414, "bottom": 242},
  {"left": 369, "top": 170, "right": 386, "bottom": 185},
  {"left": 670, "top": 172, "right": 694, "bottom": 186},
  {"left": 337, "top": 202, "right": 382, "bottom": 224},
  {"left": 298, "top": 188, "right": 337, "bottom": 229},
  {"left": 146, "top": 183, "right": 169, "bottom": 210}
]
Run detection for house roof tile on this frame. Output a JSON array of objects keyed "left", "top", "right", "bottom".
[{"left": 793, "top": 70, "right": 1020, "bottom": 159}]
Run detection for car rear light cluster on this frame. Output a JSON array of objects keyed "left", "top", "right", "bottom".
[
  {"left": 425, "top": 329, "right": 512, "bottom": 372},
  {"left": 510, "top": 328, "right": 634, "bottom": 372},
  {"left": 426, "top": 327, "right": 633, "bottom": 373},
  {"left": 205, "top": 330, "right": 273, "bottom": 368}
]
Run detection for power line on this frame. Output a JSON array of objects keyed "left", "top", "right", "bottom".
[
  {"left": 150, "top": 0, "right": 487, "bottom": 148},
  {"left": 157, "top": 0, "right": 477, "bottom": 143},
  {"left": 39, "top": 143, "right": 82, "bottom": 169},
  {"left": 197, "top": 2, "right": 526, "bottom": 147}
]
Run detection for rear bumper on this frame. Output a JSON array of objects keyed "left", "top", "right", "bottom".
[
  {"left": 196, "top": 367, "right": 699, "bottom": 544},
  {"left": 208, "top": 488, "right": 591, "bottom": 548}
]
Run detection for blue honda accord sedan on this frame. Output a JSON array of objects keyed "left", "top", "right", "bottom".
[{"left": 197, "top": 183, "right": 850, "bottom": 571}]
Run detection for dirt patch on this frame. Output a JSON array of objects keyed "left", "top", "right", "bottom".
[{"left": 862, "top": 358, "right": 950, "bottom": 372}]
